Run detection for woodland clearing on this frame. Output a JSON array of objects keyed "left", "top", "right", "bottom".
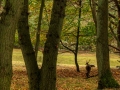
[{"left": 11, "top": 49, "right": 120, "bottom": 90}]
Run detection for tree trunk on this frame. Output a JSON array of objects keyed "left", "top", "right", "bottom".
[
  {"left": 117, "top": 12, "right": 120, "bottom": 49},
  {"left": 39, "top": 0, "right": 67, "bottom": 90},
  {"left": 0, "top": 0, "right": 23, "bottom": 89},
  {"left": 17, "top": 0, "right": 40, "bottom": 90},
  {"left": 74, "top": 53, "right": 80, "bottom": 72},
  {"left": 112, "top": 0, "right": 120, "bottom": 49},
  {"left": 89, "top": 0, "right": 97, "bottom": 33},
  {"left": 0, "top": 0, "right": 1, "bottom": 7},
  {"left": 74, "top": 0, "right": 82, "bottom": 72},
  {"left": 35, "top": 0, "right": 45, "bottom": 59},
  {"left": 118, "top": 11, "right": 120, "bottom": 47},
  {"left": 96, "top": 0, "right": 119, "bottom": 89}
]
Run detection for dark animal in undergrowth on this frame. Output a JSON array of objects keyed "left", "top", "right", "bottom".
[{"left": 85, "top": 60, "right": 95, "bottom": 78}]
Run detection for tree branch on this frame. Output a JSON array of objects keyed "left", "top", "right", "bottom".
[
  {"left": 60, "top": 40, "right": 75, "bottom": 53},
  {"left": 109, "top": 44, "right": 120, "bottom": 51}
]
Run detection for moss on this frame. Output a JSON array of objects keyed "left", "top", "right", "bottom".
[
  {"left": 98, "top": 72, "right": 119, "bottom": 89},
  {"left": 102, "top": 77, "right": 119, "bottom": 87}
]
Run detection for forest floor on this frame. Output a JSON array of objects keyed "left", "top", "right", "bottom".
[
  {"left": 11, "top": 65, "right": 120, "bottom": 90},
  {"left": 11, "top": 49, "right": 120, "bottom": 90}
]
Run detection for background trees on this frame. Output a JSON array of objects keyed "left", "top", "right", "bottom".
[
  {"left": 0, "top": 0, "right": 120, "bottom": 89},
  {"left": 12, "top": 0, "right": 119, "bottom": 53}
]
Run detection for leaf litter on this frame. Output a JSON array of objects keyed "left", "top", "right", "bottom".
[{"left": 11, "top": 65, "right": 120, "bottom": 90}]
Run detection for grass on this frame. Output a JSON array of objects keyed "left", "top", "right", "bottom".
[
  {"left": 11, "top": 49, "right": 120, "bottom": 90},
  {"left": 12, "top": 49, "right": 120, "bottom": 67}
]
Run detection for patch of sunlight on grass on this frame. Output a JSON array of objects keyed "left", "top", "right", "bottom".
[{"left": 12, "top": 49, "right": 120, "bottom": 67}]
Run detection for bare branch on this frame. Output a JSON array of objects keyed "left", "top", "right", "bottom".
[
  {"left": 60, "top": 40, "right": 75, "bottom": 53},
  {"left": 109, "top": 44, "right": 120, "bottom": 51},
  {"left": 109, "top": 13, "right": 116, "bottom": 19}
]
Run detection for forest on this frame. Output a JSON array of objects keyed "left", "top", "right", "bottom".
[{"left": 0, "top": 0, "right": 120, "bottom": 90}]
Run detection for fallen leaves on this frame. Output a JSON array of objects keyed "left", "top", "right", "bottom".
[{"left": 11, "top": 66, "right": 120, "bottom": 90}]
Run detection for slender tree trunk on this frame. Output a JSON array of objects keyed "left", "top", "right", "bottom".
[
  {"left": 0, "top": 0, "right": 1, "bottom": 7},
  {"left": 112, "top": 0, "right": 120, "bottom": 49},
  {"left": 74, "top": 0, "right": 82, "bottom": 72},
  {"left": 117, "top": 12, "right": 120, "bottom": 50},
  {"left": 74, "top": 53, "right": 80, "bottom": 72},
  {"left": 89, "top": 0, "right": 97, "bottom": 33},
  {"left": 17, "top": 0, "right": 40, "bottom": 90},
  {"left": 117, "top": 12, "right": 120, "bottom": 48},
  {"left": 0, "top": 0, "right": 2, "bottom": 15},
  {"left": 35, "top": 0, "right": 45, "bottom": 59},
  {"left": 96, "top": 0, "right": 119, "bottom": 89},
  {"left": 0, "top": 0, "right": 23, "bottom": 89},
  {"left": 39, "top": 0, "right": 67, "bottom": 90}
]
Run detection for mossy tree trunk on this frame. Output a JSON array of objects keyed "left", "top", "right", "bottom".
[
  {"left": 39, "top": 0, "right": 67, "bottom": 90},
  {"left": 0, "top": 0, "right": 23, "bottom": 89},
  {"left": 17, "top": 0, "right": 40, "bottom": 90},
  {"left": 96, "top": 0, "right": 119, "bottom": 89}
]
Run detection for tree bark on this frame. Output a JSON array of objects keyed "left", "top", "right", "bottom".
[
  {"left": 113, "top": 0, "right": 120, "bottom": 49},
  {"left": 89, "top": 0, "right": 97, "bottom": 33},
  {"left": 39, "top": 0, "right": 67, "bottom": 90},
  {"left": 17, "top": 0, "right": 40, "bottom": 90},
  {"left": 74, "top": 53, "right": 80, "bottom": 72},
  {"left": 35, "top": 0, "right": 45, "bottom": 59},
  {"left": 96, "top": 0, "right": 119, "bottom": 89},
  {"left": 74, "top": 0, "right": 82, "bottom": 72},
  {"left": 0, "top": 0, "right": 23, "bottom": 89},
  {"left": 0, "top": 0, "right": 2, "bottom": 7}
]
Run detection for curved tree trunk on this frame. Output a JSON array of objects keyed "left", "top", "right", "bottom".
[
  {"left": 39, "top": 0, "right": 67, "bottom": 90},
  {"left": 0, "top": 0, "right": 23, "bottom": 89},
  {"left": 74, "top": 53, "right": 80, "bottom": 72},
  {"left": 17, "top": 0, "right": 40, "bottom": 90},
  {"left": 96, "top": 0, "right": 119, "bottom": 89}
]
